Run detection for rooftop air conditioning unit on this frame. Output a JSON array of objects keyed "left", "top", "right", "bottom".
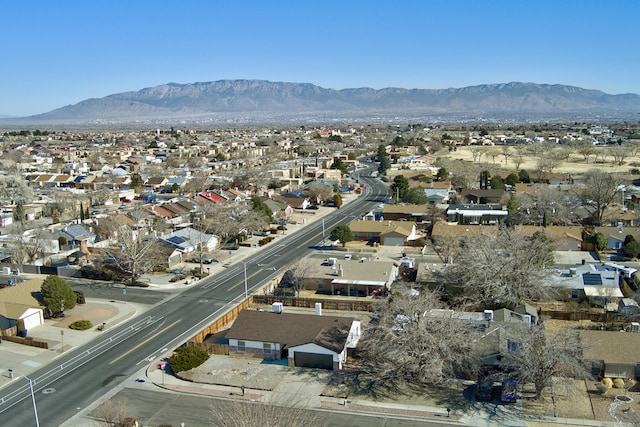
[
  {"left": 483, "top": 310, "right": 494, "bottom": 321},
  {"left": 631, "top": 322, "right": 639, "bottom": 333}
]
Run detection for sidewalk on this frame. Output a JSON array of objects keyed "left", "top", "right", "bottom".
[
  {"left": 142, "top": 354, "right": 620, "bottom": 427},
  {"left": 0, "top": 299, "right": 144, "bottom": 390}
]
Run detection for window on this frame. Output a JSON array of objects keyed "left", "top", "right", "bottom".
[
  {"left": 237, "top": 340, "right": 246, "bottom": 353},
  {"left": 263, "top": 343, "right": 272, "bottom": 355}
]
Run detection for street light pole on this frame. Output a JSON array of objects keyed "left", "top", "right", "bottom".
[
  {"left": 242, "top": 261, "right": 248, "bottom": 300},
  {"left": 24, "top": 376, "right": 40, "bottom": 427}
]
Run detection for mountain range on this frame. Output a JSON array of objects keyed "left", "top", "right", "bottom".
[{"left": 9, "top": 80, "right": 640, "bottom": 125}]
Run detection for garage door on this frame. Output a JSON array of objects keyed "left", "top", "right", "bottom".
[
  {"left": 383, "top": 237, "right": 405, "bottom": 246},
  {"left": 294, "top": 352, "right": 333, "bottom": 370}
]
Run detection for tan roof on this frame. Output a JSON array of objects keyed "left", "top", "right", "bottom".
[
  {"left": 514, "top": 225, "right": 583, "bottom": 242},
  {"left": 0, "top": 279, "right": 44, "bottom": 319},
  {"left": 430, "top": 222, "right": 499, "bottom": 239},
  {"left": 348, "top": 219, "right": 414, "bottom": 237},
  {"left": 225, "top": 310, "right": 355, "bottom": 353},
  {"left": 580, "top": 329, "right": 640, "bottom": 364}
]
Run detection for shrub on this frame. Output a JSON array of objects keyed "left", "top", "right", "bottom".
[
  {"left": 69, "top": 320, "right": 93, "bottom": 330},
  {"left": 595, "top": 382, "right": 609, "bottom": 395},
  {"left": 74, "top": 290, "right": 86, "bottom": 305},
  {"left": 613, "top": 378, "right": 626, "bottom": 389},
  {"left": 169, "top": 345, "right": 209, "bottom": 373},
  {"left": 602, "top": 377, "right": 613, "bottom": 388}
]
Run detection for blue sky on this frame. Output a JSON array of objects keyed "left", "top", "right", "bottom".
[{"left": 2, "top": 0, "right": 638, "bottom": 117}]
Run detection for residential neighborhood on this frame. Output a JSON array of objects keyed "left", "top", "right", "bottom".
[{"left": 2, "top": 122, "right": 640, "bottom": 426}]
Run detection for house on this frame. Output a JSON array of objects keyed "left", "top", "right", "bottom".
[
  {"left": 348, "top": 219, "right": 421, "bottom": 246},
  {"left": 0, "top": 279, "right": 45, "bottom": 332},
  {"left": 446, "top": 204, "right": 508, "bottom": 225},
  {"left": 547, "top": 263, "right": 623, "bottom": 306},
  {"left": 225, "top": 309, "right": 361, "bottom": 370},
  {"left": 595, "top": 226, "right": 640, "bottom": 250},
  {"left": 49, "top": 224, "right": 96, "bottom": 250},
  {"left": 514, "top": 225, "right": 584, "bottom": 251},
  {"left": 423, "top": 188, "right": 450, "bottom": 205},
  {"left": 581, "top": 329, "right": 640, "bottom": 379},
  {"left": 382, "top": 204, "right": 434, "bottom": 222},
  {"left": 159, "top": 227, "right": 218, "bottom": 254},
  {"left": 459, "top": 189, "right": 505, "bottom": 204}
]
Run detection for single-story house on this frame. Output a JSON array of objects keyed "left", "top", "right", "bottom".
[
  {"left": 459, "top": 189, "right": 505, "bottom": 204},
  {"left": 382, "top": 203, "right": 434, "bottom": 222},
  {"left": 446, "top": 204, "right": 508, "bottom": 225},
  {"left": 348, "top": 219, "right": 421, "bottom": 246},
  {"left": 278, "top": 257, "right": 398, "bottom": 297},
  {"left": 581, "top": 329, "right": 640, "bottom": 379},
  {"left": 0, "top": 279, "right": 45, "bottom": 332},
  {"left": 160, "top": 227, "right": 218, "bottom": 253},
  {"left": 595, "top": 226, "right": 640, "bottom": 251},
  {"left": 225, "top": 309, "right": 361, "bottom": 370},
  {"left": 547, "top": 263, "right": 623, "bottom": 306},
  {"left": 514, "top": 225, "right": 584, "bottom": 252}
]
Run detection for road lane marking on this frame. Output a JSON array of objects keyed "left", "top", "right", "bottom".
[
  {"left": 108, "top": 319, "right": 182, "bottom": 365},
  {"left": 227, "top": 269, "right": 262, "bottom": 291}
]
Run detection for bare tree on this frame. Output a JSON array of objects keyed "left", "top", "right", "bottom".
[
  {"left": 468, "top": 146, "right": 486, "bottom": 162},
  {"left": 109, "top": 225, "right": 164, "bottom": 286},
  {"left": 0, "top": 175, "right": 33, "bottom": 206},
  {"left": 501, "top": 325, "right": 588, "bottom": 399},
  {"left": 282, "top": 258, "right": 313, "bottom": 297},
  {"left": 94, "top": 398, "right": 136, "bottom": 427},
  {"left": 576, "top": 170, "right": 624, "bottom": 225},
  {"left": 184, "top": 171, "right": 213, "bottom": 195},
  {"left": 609, "top": 146, "right": 629, "bottom": 166},
  {"left": 501, "top": 145, "right": 513, "bottom": 165},
  {"left": 355, "top": 289, "right": 479, "bottom": 391},
  {"left": 431, "top": 227, "right": 463, "bottom": 264},
  {"left": 511, "top": 146, "right": 525, "bottom": 171},
  {"left": 7, "top": 226, "right": 51, "bottom": 267},
  {"left": 306, "top": 182, "right": 333, "bottom": 204},
  {"left": 509, "top": 186, "right": 578, "bottom": 226},
  {"left": 570, "top": 140, "right": 596, "bottom": 163},
  {"left": 209, "top": 398, "right": 318, "bottom": 427},
  {"left": 442, "top": 228, "right": 555, "bottom": 306}
]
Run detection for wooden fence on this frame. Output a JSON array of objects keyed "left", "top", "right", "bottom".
[
  {"left": 252, "top": 295, "right": 374, "bottom": 312},
  {"left": 1, "top": 334, "right": 49, "bottom": 349},
  {"left": 189, "top": 299, "right": 252, "bottom": 345}
]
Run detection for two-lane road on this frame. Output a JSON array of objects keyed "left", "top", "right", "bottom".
[{"left": 0, "top": 172, "right": 388, "bottom": 427}]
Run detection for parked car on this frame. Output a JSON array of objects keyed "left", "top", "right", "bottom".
[
  {"left": 476, "top": 381, "right": 493, "bottom": 401},
  {"left": 188, "top": 256, "right": 214, "bottom": 264},
  {"left": 500, "top": 378, "right": 517, "bottom": 403}
]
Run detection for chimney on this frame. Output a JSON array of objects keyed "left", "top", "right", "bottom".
[{"left": 315, "top": 302, "right": 322, "bottom": 316}]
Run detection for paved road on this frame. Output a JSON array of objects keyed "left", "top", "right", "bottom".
[
  {"left": 95, "top": 387, "right": 454, "bottom": 427},
  {"left": 0, "top": 172, "right": 388, "bottom": 427}
]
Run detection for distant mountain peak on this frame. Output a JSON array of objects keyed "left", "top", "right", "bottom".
[{"left": 11, "top": 80, "right": 640, "bottom": 125}]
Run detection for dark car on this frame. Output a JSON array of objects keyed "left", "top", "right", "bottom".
[
  {"left": 307, "top": 205, "right": 319, "bottom": 210},
  {"left": 476, "top": 381, "right": 493, "bottom": 401}
]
